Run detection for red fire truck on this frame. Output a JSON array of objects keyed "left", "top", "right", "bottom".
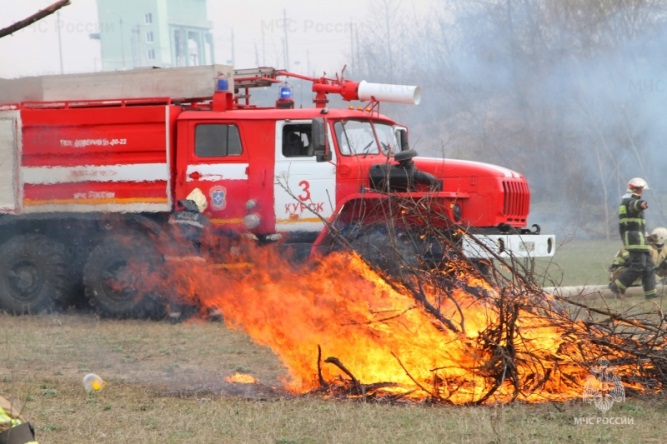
[{"left": 0, "top": 65, "right": 554, "bottom": 317}]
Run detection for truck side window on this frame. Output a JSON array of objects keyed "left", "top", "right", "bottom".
[
  {"left": 195, "top": 124, "right": 242, "bottom": 157},
  {"left": 282, "top": 124, "right": 312, "bottom": 157}
]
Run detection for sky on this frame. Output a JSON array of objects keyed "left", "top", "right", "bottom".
[{"left": 0, "top": 0, "right": 435, "bottom": 79}]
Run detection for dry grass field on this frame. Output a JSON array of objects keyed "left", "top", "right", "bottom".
[
  {"left": 3, "top": 312, "right": 667, "bottom": 444},
  {"left": 2, "top": 238, "right": 667, "bottom": 443}
]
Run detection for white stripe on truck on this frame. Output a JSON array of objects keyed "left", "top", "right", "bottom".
[{"left": 22, "top": 163, "right": 169, "bottom": 184}]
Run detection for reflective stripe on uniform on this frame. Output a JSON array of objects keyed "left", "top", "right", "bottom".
[
  {"left": 614, "top": 279, "right": 628, "bottom": 291},
  {"left": 163, "top": 255, "right": 206, "bottom": 264},
  {"left": 169, "top": 219, "right": 205, "bottom": 229},
  {"left": 645, "top": 289, "right": 657, "bottom": 297},
  {"left": 0, "top": 406, "right": 22, "bottom": 429},
  {"left": 619, "top": 217, "right": 644, "bottom": 223}
]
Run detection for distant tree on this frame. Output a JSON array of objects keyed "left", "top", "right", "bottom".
[{"left": 355, "top": 0, "right": 667, "bottom": 239}]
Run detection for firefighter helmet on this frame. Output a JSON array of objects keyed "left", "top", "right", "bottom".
[
  {"left": 651, "top": 227, "right": 667, "bottom": 247},
  {"left": 186, "top": 187, "right": 208, "bottom": 212},
  {"left": 627, "top": 177, "right": 649, "bottom": 195}
]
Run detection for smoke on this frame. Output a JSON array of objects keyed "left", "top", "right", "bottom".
[{"left": 353, "top": 0, "right": 667, "bottom": 239}]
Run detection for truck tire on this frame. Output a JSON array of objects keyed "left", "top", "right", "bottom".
[
  {"left": 83, "top": 234, "right": 163, "bottom": 319},
  {"left": 350, "top": 227, "right": 421, "bottom": 274},
  {"left": 0, "top": 234, "right": 73, "bottom": 314}
]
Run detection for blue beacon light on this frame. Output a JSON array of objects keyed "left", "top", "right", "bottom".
[
  {"left": 217, "top": 77, "right": 229, "bottom": 91},
  {"left": 279, "top": 83, "right": 293, "bottom": 99}
]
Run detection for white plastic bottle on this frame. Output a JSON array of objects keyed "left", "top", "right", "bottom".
[{"left": 82, "top": 373, "right": 106, "bottom": 393}]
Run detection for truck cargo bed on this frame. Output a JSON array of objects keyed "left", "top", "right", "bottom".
[{"left": 0, "top": 103, "right": 182, "bottom": 214}]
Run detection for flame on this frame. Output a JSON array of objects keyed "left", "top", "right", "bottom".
[
  {"left": 134, "top": 238, "right": 649, "bottom": 404},
  {"left": 226, "top": 372, "right": 258, "bottom": 384}
]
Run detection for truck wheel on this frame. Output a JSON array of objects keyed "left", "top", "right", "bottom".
[
  {"left": 0, "top": 234, "right": 73, "bottom": 314},
  {"left": 350, "top": 228, "right": 421, "bottom": 274},
  {"left": 84, "top": 235, "right": 162, "bottom": 318}
]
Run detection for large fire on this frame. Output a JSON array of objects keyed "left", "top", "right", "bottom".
[{"left": 138, "top": 236, "right": 660, "bottom": 405}]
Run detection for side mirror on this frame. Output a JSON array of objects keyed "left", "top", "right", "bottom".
[
  {"left": 396, "top": 128, "right": 409, "bottom": 151},
  {"left": 312, "top": 118, "right": 332, "bottom": 162}
]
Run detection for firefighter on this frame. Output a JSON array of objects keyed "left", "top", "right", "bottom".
[
  {"left": 652, "top": 227, "right": 667, "bottom": 280},
  {"left": 169, "top": 188, "right": 210, "bottom": 251},
  {"left": 0, "top": 396, "right": 37, "bottom": 444},
  {"left": 609, "top": 177, "right": 657, "bottom": 299},
  {"left": 165, "top": 188, "right": 222, "bottom": 323},
  {"left": 610, "top": 227, "right": 667, "bottom": 287}
]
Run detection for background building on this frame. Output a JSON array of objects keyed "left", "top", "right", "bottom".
[{"left": 96, "top": 0, "right": 214, "bottom": 71}]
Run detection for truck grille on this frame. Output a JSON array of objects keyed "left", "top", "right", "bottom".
[{"left": 502, "top": 180, "right": 528, "bottom": 221}]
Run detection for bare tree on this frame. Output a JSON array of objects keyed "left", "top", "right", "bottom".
[{"left": 355, "top": 0, "right": 667, "bottom": 239}]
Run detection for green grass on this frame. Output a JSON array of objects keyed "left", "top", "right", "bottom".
[{"left": 535, "top": 238, "right": 620, "bottom": 287}]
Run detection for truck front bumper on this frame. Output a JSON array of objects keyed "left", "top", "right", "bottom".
[{"left": 461, "top": 234, "right": 556, "bottom": 259}]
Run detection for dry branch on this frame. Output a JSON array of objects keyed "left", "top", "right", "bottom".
[
  {"left": 562, "top": 296, "right": 663, "bottom": 334},
  {"left": 0, "top": 0, "right": 71, "bottom": 39},
  {"left": 324, "top": 356, "right": 363, "bottom": 395},
  {"left": 282, "top": 174, "right": 667, "bottom": 404}
]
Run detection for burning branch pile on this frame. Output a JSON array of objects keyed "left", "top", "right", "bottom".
[{"left": 130, "top": 196, "right": 667, "bottom": 405}]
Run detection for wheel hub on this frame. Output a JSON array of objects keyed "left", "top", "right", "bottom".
[
  {"left": 102, "top": 261, "right": 138, "bottom": 302},
  {"left": 8, "top": 260, "right": 41, "bottom": 300}
]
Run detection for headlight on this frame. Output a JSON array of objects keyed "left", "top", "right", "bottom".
[
  {"left": 246, "top": 199, "right": 257, "bottom": 210},
  {"left": 244, "top": 213, "right": 261, "bottom": 230},
  {"left": 451, "top": 203, "right": 462, "bottom": 222}
]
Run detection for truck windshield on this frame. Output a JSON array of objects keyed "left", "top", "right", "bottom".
[
  {"left": 375, "top": 122, "right": 399, "bottom": 155},
  {"left": 334, "top": 120, "right": 397, "bottom": 156}
]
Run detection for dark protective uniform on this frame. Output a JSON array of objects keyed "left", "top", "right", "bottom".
[
  {"left": 168, "top": 199, "right": 211, "bottom": 252},
  {"left": 0, "top": 396, "right": 36, "bottom": 444},
  {"left": 612, "top": 192, "right": 656, "bottom": 298},
  {"left": 164, "top": 199, "right": 212, "bottom": 322}
]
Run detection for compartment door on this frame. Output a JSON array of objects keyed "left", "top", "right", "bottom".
[{"left": 0, "top": 111, "right": 19, "bottom": 212}]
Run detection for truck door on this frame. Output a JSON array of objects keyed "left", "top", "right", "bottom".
[
  {"left": 274, "top": 120, "right": 336, "bottom": 233},
  {"left": 176, "top": 120, "right": 249, "bottom": 230}
]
